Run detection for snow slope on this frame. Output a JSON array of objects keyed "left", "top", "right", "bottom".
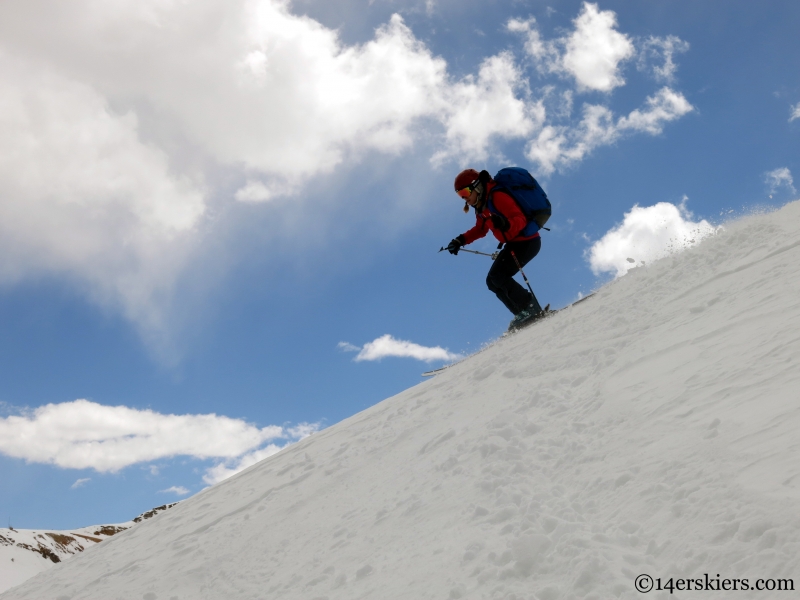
[
  {"left": 0, "top": 523, "right": 132, "bottom": 594},
  {"left": 0, "top": 504, "right": 176, "bottom": 594},
  {"left": 4, "top": 201, "right": 800, "bottom": 599}
]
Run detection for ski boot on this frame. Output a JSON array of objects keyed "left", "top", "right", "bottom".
[{"left": 507, "top": 302, "right": 551, "bottom": 332}]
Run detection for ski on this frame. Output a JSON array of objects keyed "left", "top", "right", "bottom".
[
  {"left": 503, "top": 292, "right": 596, "bottom": 336},
  {"left": 421, "top": 366, "right": 449, "bottom": 377},
  {"left": 421, "top": 341, "right": 495, "bottom": 377},
  {"left": 570, "top": 292, "right": 596, "bottom": 307}
]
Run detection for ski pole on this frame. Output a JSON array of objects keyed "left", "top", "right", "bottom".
[
  {"left": 438, "top": 247, "right": 499, "bottom": 259},
  {"left": 508, "top": 248, "right": 537, "bottom": 299}
]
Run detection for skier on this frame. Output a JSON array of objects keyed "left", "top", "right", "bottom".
[{"left": 445, "top": 168, "right": 547, "bottom": 331}]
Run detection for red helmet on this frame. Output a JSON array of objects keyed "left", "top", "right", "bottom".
[{"left": 454, "top": 169, "right": 480, "bottom": 192}]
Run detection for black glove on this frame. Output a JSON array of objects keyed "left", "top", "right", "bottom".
[
  {"left": 490, "top": 213, "right": 510, "bottom": 232},
  {"left": 447, "top": 235, "right": 465, "bottom": 255}
]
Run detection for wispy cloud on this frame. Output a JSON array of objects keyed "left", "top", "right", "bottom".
[
  {"left": 339, "top": 335, "right": 461, "bottom": 363},
  {"left": 160, "top": 486, "right": 191, "bottom": 496},
  {"left": 527, "top": 87, "right": 693, "bottom": 175},
  {"left": 587, "top": 198, "right": 717, "bottom": 277},
  {"left": 508, "top": 4, "right": 692, "bottom": 175},
  {"left": 0, "top": 399, "right": 317, "bottom": 485},
  {"left": 203, "top": 423, "right": 319, "bottom": 485},
  {"left": 71, "top": 478, "right": 91, "bottom": 489},
  {"left": 765, "top": 167, "right": 796, "bottom": 195},
  {"left": 638, "top": 35, "right": 690, "bottom": 84},
  {"left": 790, "top": 103, "right": 800, "bottom": 122}
]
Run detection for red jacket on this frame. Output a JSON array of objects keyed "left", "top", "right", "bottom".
[{"left": 461, "top": 181, "right": 540, "bottom": 245}]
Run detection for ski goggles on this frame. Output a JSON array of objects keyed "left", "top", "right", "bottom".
[{"left": 456, "top": 182, "right": 478, "bottom": 199}]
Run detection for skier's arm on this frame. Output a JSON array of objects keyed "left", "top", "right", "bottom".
[
  {"left": 462, "top": 214, "right": 490, "bottom": 245},
  {"left": 491, "top": 192, "right": 528, "bottom": 240}
]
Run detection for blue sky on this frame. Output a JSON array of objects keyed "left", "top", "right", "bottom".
[{"left": 0, "top": 0, "right": 798, "bottom": 530}]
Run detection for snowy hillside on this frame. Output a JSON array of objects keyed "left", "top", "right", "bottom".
[
  {"left": 0, "top": 504, "right": 176, "bottom": 594},
  {"left": 4, "top": 201, "right": 800, "bottom": 599}
]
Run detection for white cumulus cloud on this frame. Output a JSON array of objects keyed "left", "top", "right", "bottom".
[
  {"left": 561, "top": 2, "right": 635, "bottom": 92},
  {"left": 510, "top": 3, "right": 635, "bottom": 93},
  {"left": 588, "top": 199, "right": 717, "bottom": 277},
  {"left": 433, "top": 52, "right": 544, "bottom": 164},
  {"left": 0, "top": 3, "right": 448, "bottom": 183},
  {"left": 0, "top": 52, "right": 205, "bottom": 338},
  {"left": 0, "top": 2, "right": 451, "bottom": 341},
  {"left": 0, "top": 399, "right": 317, "bottom": 485},
  {"left": 617, "top": 87, "right": 694, "bottom": 134},
  {"left": 339, "top": 335, "right": 461, "bottom": 363}
]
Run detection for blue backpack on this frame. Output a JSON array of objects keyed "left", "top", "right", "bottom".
[{"left": 487, "top": 167, "right": 551, "bottom": 236}]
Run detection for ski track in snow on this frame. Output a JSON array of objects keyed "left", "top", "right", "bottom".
[{"left": 4, "top": 201, "right": 800, "bottom": 599}]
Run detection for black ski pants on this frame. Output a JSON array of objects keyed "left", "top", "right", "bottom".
[{"left": 486, "top": 236, "right": 541, "bottom": 315}]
